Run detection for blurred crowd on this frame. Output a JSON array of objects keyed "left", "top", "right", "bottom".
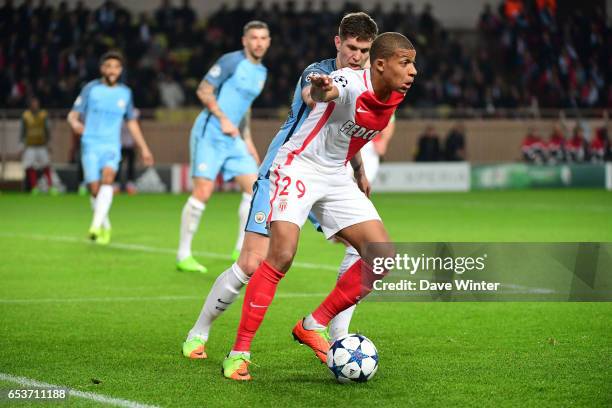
[
  {"left": 521, "top": 113, "right": 611, "bottom": 164},
  {"left": 1, "top": 0, "right": 610, "bottom": 111}
]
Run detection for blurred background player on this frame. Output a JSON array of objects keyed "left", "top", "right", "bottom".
[
  {"left": 67, "top": 51, "right": 154, "bottom": 245},
  {"left": 222, "top": 32, "right": 418, "bottom": 380},
  {"left": 175, "top": 20, "right": 270, "bottom": 274},
  {"left": 181, "top": 12, "right": 378, "bottom": 360},
  {"left": 20, "top": 96, "right": 57, "bottom": 195},
  {"left": 117, "top": 107, "right": 141, "bottom": 194}
]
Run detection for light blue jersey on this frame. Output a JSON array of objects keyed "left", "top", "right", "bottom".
[
  {"left": 72, "top": 79, "right": 135, "bottom": 183},
  {"left": 191, "top": 50, "right": 267, "bottom": 180},
  {"left": 73, "top": 79, "right": 135, "bottom": 147},
  {"left": 246, "top": 58, "right": 337, "bottom": 235}
]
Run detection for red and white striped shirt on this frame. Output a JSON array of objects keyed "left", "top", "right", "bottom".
[{"left": 273, "top": 67, "right": 404, "bottom": 172}]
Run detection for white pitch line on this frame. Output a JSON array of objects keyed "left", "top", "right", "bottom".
[
  {"left": 379, "top": 197, "right": 612, "bottom": 213},
  {"left": 502, "top": 283, "right": 557, "bottom": 294},
  {"left": 0, "top": 232, "right": 338, "bottom": 271},
  {"left": 0, "top": 292, "right": 329, "bottom": 304},
  {"left": 0, "top": 232, "right": 558, "bottom": 297},
  {"left": 0, "top": 372, "right": 160, "bottom": 408}
]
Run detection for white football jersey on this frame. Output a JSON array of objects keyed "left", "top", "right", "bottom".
[{"left": 273, "top": 67, "right": 404, "bottom": 172}]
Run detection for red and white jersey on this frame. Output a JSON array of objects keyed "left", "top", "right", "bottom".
[{"left": 273, "top": 67, "right": 404, "bottom": 172}]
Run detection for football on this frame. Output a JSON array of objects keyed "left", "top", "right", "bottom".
[{"left": 327, "top": 334, "right": 379, "bottom": 383}]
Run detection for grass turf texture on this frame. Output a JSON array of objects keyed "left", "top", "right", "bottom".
[{"left": 0, "top": 190, "right": 610, "bottom": 407}]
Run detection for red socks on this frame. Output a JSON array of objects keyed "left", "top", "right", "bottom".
[
  {"left": 26, "top": 168, "right": 52, "bottom": 189},
  {"left": 232, "top": 261, "right": 285, "bottom": 352},
  {"left": 26, "top": 168, "right": 38, "bottom": 189},
  {"left": 312, "top": 259, "right": 378, "bottom": 327}
]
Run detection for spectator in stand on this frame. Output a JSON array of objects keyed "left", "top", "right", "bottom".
[
  {"left": 565, "top": 125, "right": 587, "bottom": 163},
  {"left": 545, "top": 122, "right": 566, "bottom": 164},
  {"left": 415, "top": 125, "right": 441, "bottom": 162},
  {"left": 589, "top": 110, "right": 610, "bottom": 163},
  {"left": 521, "top": 126, "right": 545, "bottom": 164},
  {"left": 444, "top": 122, "right": 466, "bottom": 161},
  {"left": 158, "top": 72, "right": 185, "bottom": 109},
  {"left": 0, "top": 1, "right": 609, "bottom": 111}
]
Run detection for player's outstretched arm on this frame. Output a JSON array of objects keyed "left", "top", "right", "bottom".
[
  {"left": 196, "top": 79, "right": 239, "bottom": 137},
  {"left": 126, "top": 119, "right": 154, "bottom": 166},
  {"left": 351, "top": 152, "right": 371, "bottom": 198},
  {"left": 66, "top": 111, "right": 85, "bottom": 135},
  {"left": 308, "top": 74, "right": 340, "bottom": 103}
]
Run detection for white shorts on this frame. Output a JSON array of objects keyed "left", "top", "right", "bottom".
[
  {"left": 268, "top": 159, "right": 381, "bottom": 239},
  {"left": 22, "top": 147, "right": 50, "bottom": 169},
  {"left": 347, "top": 141, "right": 380, "bottom": 183}
]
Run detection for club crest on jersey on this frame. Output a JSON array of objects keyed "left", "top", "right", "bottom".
[
  {"left": 208, "top": 64, "right": 221, "bottom": 78},
  {"left": 117, "top": 99, "right": 126, "bottom": 108},
  {"left": 340, "top": 120, "right": 380, "bottom": 141},
  {"left": 279, "top": 198, "right": 288, "bottom": 212},
  {"left": 254, "top": 211, "right": 266, "bottom": 224}
]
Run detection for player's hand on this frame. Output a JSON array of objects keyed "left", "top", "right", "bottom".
[
  {"left": 374, "top": 141, "right": 387, "bottom": 156},
  {"left": 70, "top": 120, "right": 85, "bottom": 135},
  {"left": 308, "top": 73, "right": 334, "bottom": 92},
  {"left": 354, "top": 169, "right": 371, "bottom": 198},
  {"left": 141, "top": 148, "right": 154, "bottom": 167},
  {"left": 220, "top": 117, "right": 240, "bottom": 137}
]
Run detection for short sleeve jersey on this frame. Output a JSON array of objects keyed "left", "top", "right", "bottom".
[
  {"left": 273, "top": 68, "right": 405, "bottom": 171},
  {"left": 72, "top": 79, "right": 135, "bottom": 147},
  {"left": 202, "top": 50, "right": 267, "bottom": 133},
  {"left": 258, "top": 58, "right": 336, "bottom": 178}
]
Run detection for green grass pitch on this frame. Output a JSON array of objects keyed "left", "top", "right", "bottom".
[{"left": 1, "top": 189, "right": 611, "bottom": 407}]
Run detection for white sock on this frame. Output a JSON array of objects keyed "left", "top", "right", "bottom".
[
  {"left": 329, "top": 248, "right": 361, "bottom": 341},
  {"left": 187, "top": 262, "right": 250, "bottom": 342},
  {"left": 91, "top": 185, "right": 113, "bottom": 230},
  {"left": 235, "top": 193, "right": 252, "bottom": 252},
  {"left": 177, "top": 196, "right": 205, "bottom": 261},
  {"left": 303, "top": 314, "right": 326, "bottom": 331},
  {"left": 90, "top": 196, "right": 111, "bottom": 229},
  {"left": 229, "top": 350, "right": 251, "bottom": 358}
]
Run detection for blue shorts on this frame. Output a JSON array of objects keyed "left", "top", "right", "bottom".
[
  {"left": 81, "top": 144, "right": 120, "bottom": 183},
  {"left": 190, "top": 114, "right": 258, "bottom": 181},
  {"left": 245, "top": 177, "right": 271, "bottom": 235},
  {"left": 245, "top": 177, "right": 323, "bottom": 236}
]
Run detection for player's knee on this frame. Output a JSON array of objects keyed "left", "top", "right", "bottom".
[
  {"left": 192, "top": 182, "right": 211, "bottom": 203},
  {"left": 237, "top": 251, "right": 264, "bottom": 276},
  {"left": 101, "top": 172, "right": 115, "bottom": 185},
  {"left": 268, "top": 249, "right": 295, "bottom": 273},
  {"left": 362, "top": 244, "right": 396, "bottom": 273}
]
